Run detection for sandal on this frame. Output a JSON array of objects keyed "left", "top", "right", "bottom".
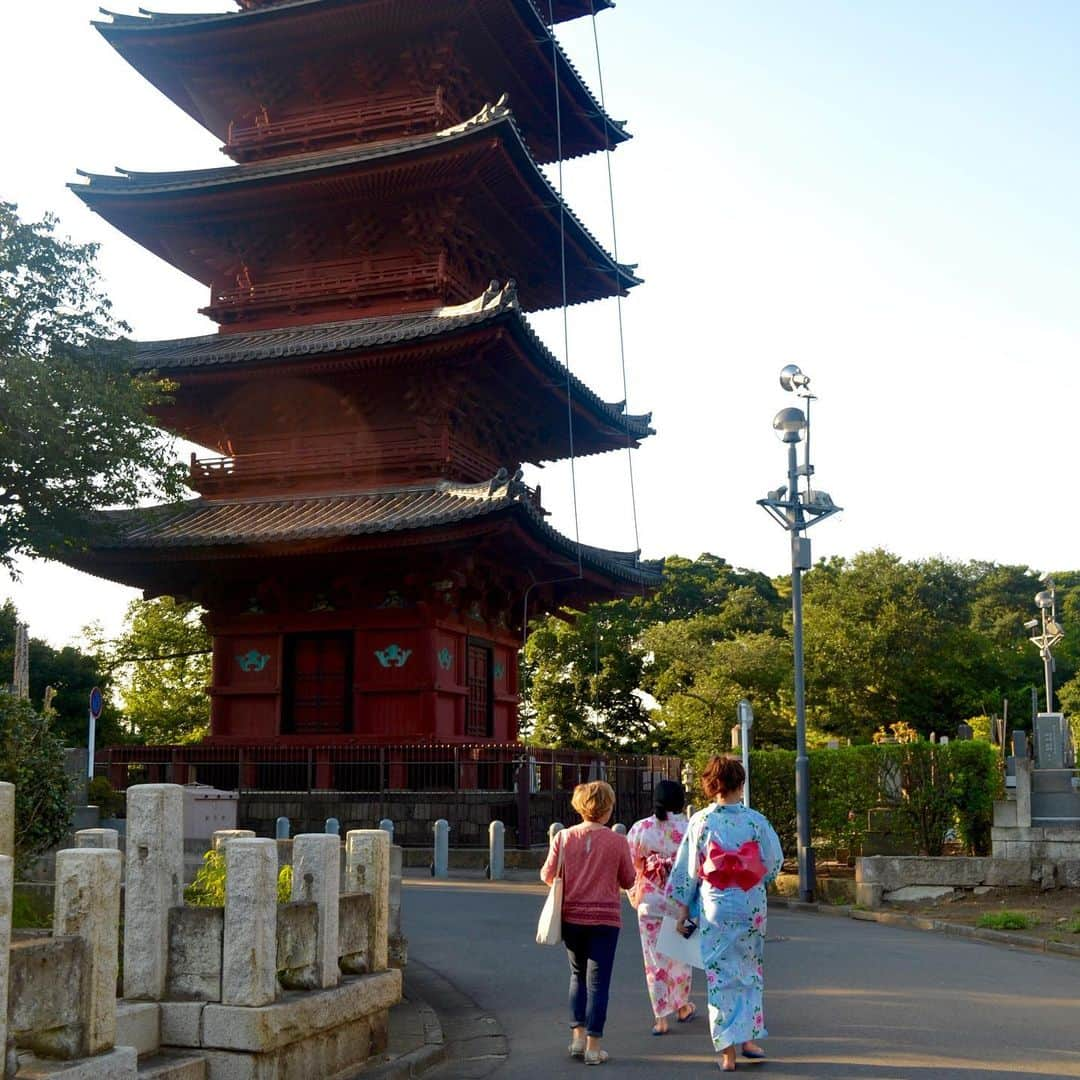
[
  {"left": 719, "top": 1046, "right": 737, "bottom": 1072},
  {"left": 651, "top": 1019, "right": 668, "bottom": 1036},
  {"left": 568, "top": 1036, "right": 585, "bottom": 1058},
  {"left": 742, "top": 1043, "right": 766, "bottom": 1060},
  {"left": 584, "top": 1049, "right": 610, "bottom": 1066},
  {"left": 677, "top": 1003, "right": 697, "bottom": 1023}
]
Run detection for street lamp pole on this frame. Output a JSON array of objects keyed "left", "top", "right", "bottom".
[{"left": 758, "top": 366, "right": 841, "bottom": 903}]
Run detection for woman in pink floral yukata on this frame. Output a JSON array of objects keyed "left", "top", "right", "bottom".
[{"left": 627, "top": 779, "right": 697, "bottom": 1035}]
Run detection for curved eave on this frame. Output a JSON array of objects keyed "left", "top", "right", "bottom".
[
  {"left": 61, "top": 481, "right": 660, "bottom": 593},
  {"left": 94, "top": 0, "right": 627, "bottom": 164},
  {"left": 131, "top": 302, "right": 654, "bottom": 445},
  {"left": 70, "top": 110, "right": 642, "bottom": 308}
]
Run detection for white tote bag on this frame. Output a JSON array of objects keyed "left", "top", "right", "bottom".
[
  {"left": 656, "top": 916, "right": 705, "bottom": 969},
  {"left": 536, "top": 835, "right": 566, "bottom": 945}
]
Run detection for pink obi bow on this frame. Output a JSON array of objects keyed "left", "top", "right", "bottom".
[
  {"left": 700, "top": 840, "right": 767, "bottom": 891},
  {"left": 642, "top": 852, "right": 674, "bottom": 889}
]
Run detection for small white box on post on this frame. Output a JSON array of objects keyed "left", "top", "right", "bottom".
[
  {"left": 345, "top": 829, "right": 390, "bottom": 973},
  {"left": 222, "top": 838, "right": 279, "bottom": 1006},
  {"left": 54, "top": 847, "right": 123, "bottom": 1055},
  {"left": 124, "top": 783, "right": 185, "bottom": 1001},
  {"left": 293, "top": 833, "right": 341, "bottom": 989},
  {"left": 487, "top": 821, "right": 505, "bottom": 881}
]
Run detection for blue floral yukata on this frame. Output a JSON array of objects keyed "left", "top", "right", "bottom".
[{"left": 667, "top": 803, "right": 783, "bottom": 1052}]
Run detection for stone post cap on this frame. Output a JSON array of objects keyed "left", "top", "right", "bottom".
[
  {"left": 56, "top": 846, "right": 122, "bottom": 868},
  {"left": 294, "top": 833, "right": 341, "bottom": 847},
  {"left": 127, "top": 783, "right": 185, "bottom": 795},
  {"left": 345, "top": 828, "right": 390, "bottom": 846},
  {"left": 75, "top": 828, "right": 120, "bottom": 849}
]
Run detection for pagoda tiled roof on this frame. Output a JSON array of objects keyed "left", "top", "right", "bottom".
[
  {"left": 71, "top": 105, "right": 642, "bottom": 310},
  {"left": 83, "top": 474, "right": 662, "bottom": 586},
  {"left": 94, "top": 0, "right": 626, "bottom": 164},
  {"left": 131, "top": 284, "right": 654, "bottom": 441}
]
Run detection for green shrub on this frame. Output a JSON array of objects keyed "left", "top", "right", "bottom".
[
  {"left": 747, "top": 740, "right": 1000, "bottom": 858},
  {"left": 0, "top": 695, "right": 72, "bottom": 872},
  {"left": 185, "top": 849, "right": 294, "bottom": 907},
  {"left": 977, "top": 911, "right": 1034, "bottom": 930},
  {"left": 87, "top": 776, "right": 126, "bottom": 819},
  {"left": 12, "top": 890, "right": 52, "bottom": 930}
]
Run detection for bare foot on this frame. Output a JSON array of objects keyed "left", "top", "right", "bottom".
[{"left": 652, "top": 1017, "right": 669, "bottom": 1035}]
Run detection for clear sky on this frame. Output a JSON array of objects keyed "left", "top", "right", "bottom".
[{"left": 3, "top": 1, "right": 1079, "bottom": 647}]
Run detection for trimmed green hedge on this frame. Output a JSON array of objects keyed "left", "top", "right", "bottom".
[{"left": 744, "top": 741, "right": 1001, "bottom": 857}]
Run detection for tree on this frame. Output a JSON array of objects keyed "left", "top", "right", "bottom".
[
  {"left": 0, "top": 599, "right": 119, "bottom": 746},
  {"left": 0, "top": 694, "right": 72, "bottom": 872},
  {"left": 95, "top": 597, "right": 211, "bottom": 745},
  {"left": 0, "top": 202, "right": 186, "bottom": 572}
]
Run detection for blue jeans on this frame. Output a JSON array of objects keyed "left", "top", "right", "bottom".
[{"left": 563, "top": 922, "right": 620, "bottom": 1037}]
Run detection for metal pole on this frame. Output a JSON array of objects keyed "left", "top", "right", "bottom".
[{"left": 789, "top": 441, "right": 815, "bottom": 903}]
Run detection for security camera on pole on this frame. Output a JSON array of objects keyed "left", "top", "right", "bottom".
[{"left": 757, "top": 365, "right": 841, "bottom": 903}]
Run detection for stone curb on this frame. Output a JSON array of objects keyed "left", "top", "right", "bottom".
[
  {"left": 353, "top": 973, "right": 446, "bottom": 1079},
  {"left": 769, "top": 897, "right": 1080, "bottom": 958}
]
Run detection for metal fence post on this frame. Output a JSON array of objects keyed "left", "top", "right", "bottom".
[
  {"left": 379, "top": 818, "right": 394, "bottom": 844},
  {"left": 548, "top": 822, "right": 564, "bottom": 846},
  {"left": 276, "top": 816, "right": 291, "bottom": 840},
  {"left": 487, "top": 821, "right": 505, "bottom": 880},
  {"left": 432, "top": 819, "right": 450, "bottom": 879},
  {"left": 612, "top": 823, "right": 627, "bottom": 836},
  {"left": 325, "top": 817, "right": 340, "bottom": 836}
]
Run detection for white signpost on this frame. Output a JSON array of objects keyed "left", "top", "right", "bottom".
[
  {"left": 738, "top": 699, "right": 754, "bottom": 808},
  {"left": 88, "top": 687, "right": 103, "bottom": 781}
]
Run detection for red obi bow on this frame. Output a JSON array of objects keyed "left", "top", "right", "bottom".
[
  {"left": 642, "top": 852, "right": 674, "bottom": 888},
  {"left": 700, "top": 840, "right": 767, "bottom": 891}
]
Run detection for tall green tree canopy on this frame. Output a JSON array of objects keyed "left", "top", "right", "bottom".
[
  {"left": 92, "top": 597, "right": 212, "bottom": 745},
  {"left": 0, "top": 201, "right": 186, "bottom": 572},
  {"left": 0, "top": 599, "right": 119, "bottom": 746}
]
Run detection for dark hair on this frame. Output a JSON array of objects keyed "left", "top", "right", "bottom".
[
  {"left": 654, "top": 779, "right": 686, "bottom": 821},
  {"left": 701, "top": 755, "right": 746, "bottom": 799}
]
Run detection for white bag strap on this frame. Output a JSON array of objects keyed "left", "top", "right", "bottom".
[{"left": 555, "top": 830, "right": 566, "bottom": 879}]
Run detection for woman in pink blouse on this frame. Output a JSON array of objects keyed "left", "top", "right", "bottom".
[
  {"left": 541, "top": 780, "right": 635, "bottom": 1066},
  {"left": 627, "top": 779, "right": 696, "bottom": 1034}
]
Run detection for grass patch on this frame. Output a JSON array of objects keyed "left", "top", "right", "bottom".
[
  {"left": 1064, "top": 916, "right": 1080, "bottom": 934},
  {"left": 12, "top": 891, "right": 52, "bottom": 930},
  {"left": 976, "top": 911, "right": 1035, "bottom": 931}
]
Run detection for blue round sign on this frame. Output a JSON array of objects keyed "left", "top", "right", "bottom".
[{"left": 89, "top": 687, "right": 103, "bottom": 720}]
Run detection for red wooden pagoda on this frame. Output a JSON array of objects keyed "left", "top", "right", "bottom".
[{"left": 68, "top": 0, "right": 657, "bottom": 749}]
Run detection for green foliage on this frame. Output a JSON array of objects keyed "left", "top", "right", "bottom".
[
  {"left": 0, "top": 694, "right": 72, "bottom": 871},
  {"left": 185, "top": 849, "right": 294, "bottom": 907},
  {"left": 92, "top": 597, "right": 211, "bottom": 745},
  {"left": 0, "top": 600, "right": 119, "bottom": 746},
  {"left": 0, "top": 201, "right": 186, "bottom": 571},
  {"left": 977, "top": 911, "right": 1035, "bottom": 930},
  {"left": 87, "top": 776, "right": 125, "bottom": 819},
  {"left": 745, "top": 741, "right": 1000, "bottom": 858},
  {"left": 12, "top": 889, "right": 52, "bottom": 930}
]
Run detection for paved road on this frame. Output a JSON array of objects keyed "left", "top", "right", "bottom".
[{"left": 402, "top": 875, "right": 1080, "bottom": 1079}]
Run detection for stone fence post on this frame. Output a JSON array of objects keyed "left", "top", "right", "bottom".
[
  {"left": 124, "top": 784, "right": 184, "bottom": 1001},
  {"left": 54, "top": 848, "right": 123, "bottom": 1055},
  {"left": 0, "top": 855, "right": 12, "bottom": 1070},
  {"left": 75, "top": 828, "right": 119, "bottom": 850},
  {"left": 0, "top": 782, "right": 14, "bottom": 859},
  {"left": 1015, "top": 758, "right": 1033, "bottom": 828},
  {"left": 345, "top": 829, "right": 390, "bottom": 973},
  {"left": 293, "top": 834, "right": 341, "bottom": 989},
  {"left": 222, "top": 838, "right": 278, "bottom": 1007}
]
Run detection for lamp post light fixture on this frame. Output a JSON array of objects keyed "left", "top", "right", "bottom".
[
  {"left": 758, "top": 365, "right": 841, "bottom": 903},
  {"left": 1028, "top": 579, "right": 1067, "bottom": 761}
]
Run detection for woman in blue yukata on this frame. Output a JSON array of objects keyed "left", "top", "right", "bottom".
[{"left": 667, "top": 755, "right": 783, "bottom": 1072}]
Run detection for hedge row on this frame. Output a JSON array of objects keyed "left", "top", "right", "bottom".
[{"left": 743, "top": 741, "right": 1001, "bottom": 857}]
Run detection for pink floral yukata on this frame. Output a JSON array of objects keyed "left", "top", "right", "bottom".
[{"left": 626, "top": 813, "right": 692, "bottom": 1020}]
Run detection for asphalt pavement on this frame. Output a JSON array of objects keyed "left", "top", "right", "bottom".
[{"left": 401, "top": 874, "right": 1080, "bottom": 1079}]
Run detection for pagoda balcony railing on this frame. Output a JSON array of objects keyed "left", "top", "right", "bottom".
[
  {"left": 189, "top": 429, "right": 504, "bottom": 496},
  {"left": 225, "top": 90, "right": 452, "bottom": 162},
  {"left": 202, "top": 252, "right": 472, "bottom": 323}
]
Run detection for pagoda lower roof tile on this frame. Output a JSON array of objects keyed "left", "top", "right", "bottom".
[
  {"left": 132, "top": 289, "right": 654, "bottom": 440},
  {"left": 84, "top": 476, "right": 661, "bottom": 586}
]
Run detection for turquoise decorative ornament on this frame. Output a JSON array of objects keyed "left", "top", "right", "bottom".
[
  {"left": 493, "top": 662, "right": 505, "bottom": 679},
  {"left": 236, "top": 649, "right": 270, "bottom": 673},
  {"left": 375, "top": 644, "right": 412, "bottom": 668},
  {"left": 437, "top": 647, "right": 453, "bottom": 671}
]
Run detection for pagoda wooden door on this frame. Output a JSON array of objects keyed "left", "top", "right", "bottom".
[
  {"left": 466, "top": 641, "right": 493, "bottom": 738},
  {"left": 284, "top": 632, "right": 352, "bottom": 735}
]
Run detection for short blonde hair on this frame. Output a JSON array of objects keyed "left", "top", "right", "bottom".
[{"left": 571, "top": 781, "right": 615, "bottom": 822}]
